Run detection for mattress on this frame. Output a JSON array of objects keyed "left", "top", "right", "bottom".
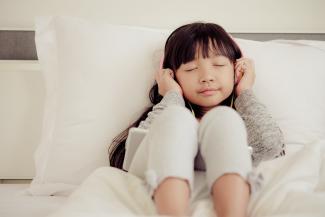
[{"left": 0, "top": 184, "right": 67, "bottom": 217}]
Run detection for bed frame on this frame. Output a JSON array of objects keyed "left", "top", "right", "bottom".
[{"left": 0, "top": 30, "right": 325, "bottom": 182}]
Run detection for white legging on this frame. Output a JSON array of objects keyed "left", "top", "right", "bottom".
[{"left": 128, "top": 105, "right": 253, "bottom": 198}]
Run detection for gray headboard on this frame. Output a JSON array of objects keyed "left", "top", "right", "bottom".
[{"left": 1, "top": 30, "right": 325, "bottom": 60}]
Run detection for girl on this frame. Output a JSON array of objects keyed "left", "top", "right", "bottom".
[{"left": 109, "top": 22, "right": 286, "bottom": 217}]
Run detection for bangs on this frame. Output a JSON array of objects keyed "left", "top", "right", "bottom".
[{"left": 182, "top": 37, "right": 237, "bottom": 63}]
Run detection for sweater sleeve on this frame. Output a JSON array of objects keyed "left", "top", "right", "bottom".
[
  {"left": 234, "top": 89, "right": 286, "bottom": 167},
  {"left": 138, "top": 90, "right": 186, "bottom": 129}
]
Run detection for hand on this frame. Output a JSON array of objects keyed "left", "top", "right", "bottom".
[
  {"left": 234, "top": 57, "right": 255, "bottom": 96},
  {"left": 155, "top": 68, "right": 183, "bottom": 96}
]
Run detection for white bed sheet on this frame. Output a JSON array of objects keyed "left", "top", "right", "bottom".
[
  {"left": 0, "top": 184, "right": 67, "bottom": 217},
  {"left": 48, "top": 141, "right": 325, "bottom": 217}
]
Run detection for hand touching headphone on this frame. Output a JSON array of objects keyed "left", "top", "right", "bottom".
[{"left": 234, "top": 57, "right": 255, "bottom": 96}]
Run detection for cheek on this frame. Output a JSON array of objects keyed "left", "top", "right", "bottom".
[
  {"left": 225, "top": 68, "right": 235, "bottom": 81},
  {"left": 218, "top": 69, "right": 233, "bottom": 80},
  {"left": 177, "top": 78, "right": 196, "bottom": 97},
  {"left": 177, "top": 80, "right": 190, "bottom": 92},
  {"left": 176, "top": 74, "right": 193, "bottom": 88},
  {"left": 220, "top": 70, "right": 235, "bottom": 91}
]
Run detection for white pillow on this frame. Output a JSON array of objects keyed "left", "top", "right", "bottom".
[
  {"left": 236, "top": 39, "right": 325, "bottom": 145},
  {"left": 29, "top": 16, "right": 325, "bottom": 196},
  {"left": 28, "top": 16, "right": 170, "bottom": 195}
]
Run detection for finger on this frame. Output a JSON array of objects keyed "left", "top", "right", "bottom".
[
  {"left": 235, "top": 58, "right": 248, "bottom": 65},
  {"left": 163, "top": 69, "right": 174, "bottom": 78},
  {"left": 236, "top": 58, "right": 250, "bottom": 65},
  {"left": 159, "top": 69, "right": 168, "bottom": 78},
  {"left": 238, "top": 60, "right": 253, "bottom": 70},
  {"left": 235, "top": 59, "right": 245, "bottom": 65},
  {"left": 235, "top": 60, "right": 247, "bottom": 68},
  {"left": 236, "top": 57, "right": 245, "bottom": 62},
  {"left": 235, "top": 62, "right": 246, "bottom": 71},
  {"left": 236, "top": 58, "right": 251, "bottom": 63},
  {"left": 235, "top": 61, "right": 250, "bottom": 72},
  {"left": 235, "top": 63, "right": 241, "bottom": 71},
  {"left": 158, "top": 68, "right": 169, "bottom": 79},
  {"left": 162, "top": 68, "right": 171, "bottom": 74}
]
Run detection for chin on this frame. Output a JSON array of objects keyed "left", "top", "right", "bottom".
[{"left": 197, "top": 99, "right": 222, "bottom": 108}]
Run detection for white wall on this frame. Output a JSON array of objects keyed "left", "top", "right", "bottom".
[
  {"left": 0, "top": 0, "right": 324, "bottom": 33},
  {"left": 0, "top": 61, "right": 43, "bottom": 179}
]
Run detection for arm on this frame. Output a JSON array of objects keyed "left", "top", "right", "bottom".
[
  {"left": 138, "top": 90, "right": 186, "bottom": 129},
  {"left": 234, "top": 89, "right": 286, "bottom": 167}
]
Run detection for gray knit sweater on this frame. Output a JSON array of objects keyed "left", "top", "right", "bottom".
[{"left": 138, "top": 89, "right": 286, "bottom": 167}]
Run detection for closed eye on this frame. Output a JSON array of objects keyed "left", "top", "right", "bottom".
[
  {"left": 185, "top": 64, "right": 225, "bottom": 71},
  {"left": 185, "top": 67, "right": 197, "bottom": 72}
]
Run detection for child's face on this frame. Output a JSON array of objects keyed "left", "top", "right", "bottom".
[{"left": 175, "top": 47, "right": 235, "bottom": 113}]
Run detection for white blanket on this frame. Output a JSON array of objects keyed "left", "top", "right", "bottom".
[{"left": 49, "top": 140, "right": 325, "bottom": 217}]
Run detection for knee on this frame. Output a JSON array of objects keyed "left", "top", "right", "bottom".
[
  {"left": 200, "top": 106, "right": 246, "bottom": 132},
  {"left": 198, "top": 106, "right": 248, "bottom": 152},
  {"left": 154, "top": 105, "right": 198, "bottom": 129},
  {"left": 149, "top": 105, "right": 199, "bottom": 153}
]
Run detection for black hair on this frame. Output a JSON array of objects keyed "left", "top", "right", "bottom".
[{"left": 108, "top": 22, "right": 242, "bottom": 169}]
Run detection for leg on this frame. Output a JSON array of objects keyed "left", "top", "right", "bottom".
[
  {"left": 129, "top": 105, "right": 199, "bottom": 216},
  {"left": 198, "top": 106, "right": 252, "bottom": 217},
  {"left": 154, "top": 177, "right": 191, "bottom": 217},
  {"left": 212, "top": 173, "right": 250, "bottom": 217}
]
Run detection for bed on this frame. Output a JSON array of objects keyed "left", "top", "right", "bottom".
[
  {"left": 0, "top": 184, "right": 66, "bottom": 217},
  {"left": 1, "top": 11, "right": 325, "bottom": 217}
]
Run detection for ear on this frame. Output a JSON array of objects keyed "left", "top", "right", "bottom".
[{"left": 233, "top": 70, "right": 237, "bottom": 84}]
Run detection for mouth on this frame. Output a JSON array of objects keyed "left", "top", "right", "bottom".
[
  {"left": 198, "top": 88, "right": 218, "bottom": 96},
  {"left": 199, "top": 90, "right": 217, "bottom": 96}
]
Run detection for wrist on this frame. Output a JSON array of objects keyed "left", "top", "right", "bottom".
[
  {"left": 162, "top": 89, "right": 185, "bottom": 106},
  {"left": 166, "top": 89, "right": 182, "bottom": 96},
  {"left": 236, "top": 86, "right": 252, "bottom": 96},
  {"left": 234, "top": 88, "right": 254, "bottom": 110}
]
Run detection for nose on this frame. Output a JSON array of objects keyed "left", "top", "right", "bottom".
[{"left": 199, "top": 69, "right": 215, "bottom": 84}]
